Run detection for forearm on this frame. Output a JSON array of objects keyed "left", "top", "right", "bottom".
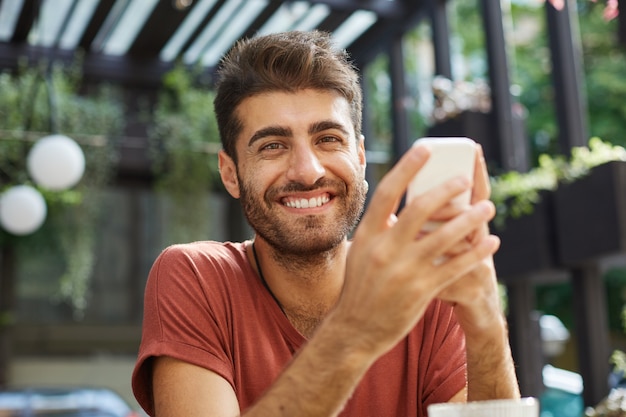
[
  {"left": 244, "top": 312, "right": 376, "bottom": 417},
  {"left": 464, "top": 314, "right": 520, "bottom": 401}
]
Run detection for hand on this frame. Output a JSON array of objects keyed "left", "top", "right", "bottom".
[
  {"left": 431, "top": 148, "right": 520, "bottom": 401},
  {"left": 333, "top": 144, "right": 500, "bottom": 358},
  {"left": 436, "top": 145, "right": 504, "bottom": 334},
  {"left": 418, "top": 144, "right": 490, "bottom": 256}
]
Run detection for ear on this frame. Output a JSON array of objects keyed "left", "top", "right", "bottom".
[
  {"left": 218, "top": 150, "right": 241, "bottom": 199},
  {"left": 357, "top": 135, "right": 367, "bottom": 173}
]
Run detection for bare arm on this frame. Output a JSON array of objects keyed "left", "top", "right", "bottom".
[
  {"left": 152, "top": 329, "right": 376, "bottom": 417},
  {"left": 152, "top": 144, "right": 501, "bottom": 416},
  {"left": 152, "top": 317, "right": 376, "bottom": 417},
  {"left": 437, "top": 146, "right": 520, "bottom": 401},
  {"left": 153, "top": 357, "right": 240, "bottom": 416}
]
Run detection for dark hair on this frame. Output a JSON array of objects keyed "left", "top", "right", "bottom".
[{"left": 214, "top": 31, "right": 363, "bottom": 162}]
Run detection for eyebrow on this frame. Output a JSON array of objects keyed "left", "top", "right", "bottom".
[
  {"left": 308, "top": 120, "right": 350, "bottom": 137},
  {"left": 247, "top": 119, "right": 350, "bottom": 147},
  {"left": 248, "top": 126, "right": 292, "bottom": 147}
]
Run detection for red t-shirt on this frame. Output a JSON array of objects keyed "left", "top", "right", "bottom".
[{"left": 132, "top": 241, "right": 467, "bottom": 416}]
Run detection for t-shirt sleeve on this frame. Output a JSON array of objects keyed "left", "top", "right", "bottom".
[
  {"left": 420, "top": 301, "right": 467, "bottom": 409},
  {"left": 131, "top": 244, "right": 235, "bottom": 416}
]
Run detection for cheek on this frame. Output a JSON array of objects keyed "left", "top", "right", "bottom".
[
  {"left": 327, "top": 150, "right": 363, "bottom": 174},
  {"left": 239, "top": 168, "right": 273, "bottom": 204},
  {"left": 343, "top": 156, "right": 367, "bottom": 184}
]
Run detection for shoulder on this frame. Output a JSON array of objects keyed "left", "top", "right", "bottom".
[
  {"left": 159, "top": 240, "right": 247, "bottom": 260},
  {"left": 148, "top": 240, "right": 253, "bottom": 291},
  {"left": 155, "top": 240, "right": 249, "bottom": 271},
  {"left": 143, "top": 240, "right": 258, "bottom": 324}
]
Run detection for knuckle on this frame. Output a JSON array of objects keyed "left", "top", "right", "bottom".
[
  {"left": 369, "top": 245, "right": 393, "bottom": 267},
  {"left": 372, "top": 185, "right": 396, "bottom": 205},
  {"left": 407, "top": 194, "right": 433, "bottom": 215}
]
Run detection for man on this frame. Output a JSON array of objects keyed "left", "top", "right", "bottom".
[{"left": 132, "top": 30, "right": 519, "bottom": 416}]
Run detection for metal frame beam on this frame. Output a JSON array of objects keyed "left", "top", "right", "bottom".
[
  {"left": 427, "top": 0, "right": 452, "bottom": 78},
  {"left": 545, "top": 0, "right": 588, "bottom": 152},
  {"left": 480, "top": 0, "right": 529, "bottom": 172},
  {"left": 128, "top": 0, "right": 201, "bottom": 57}
]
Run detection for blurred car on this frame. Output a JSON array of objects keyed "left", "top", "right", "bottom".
[
  {"left": 0, "top": 387, "right": 140, "bottom": 417},
  {"left": 540, "top": 364, "right": 584, "bottom": 417}
]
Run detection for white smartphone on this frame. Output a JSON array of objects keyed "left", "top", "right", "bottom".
[{"left": 406, "top": 137, "right": 477, "bottom": 210}]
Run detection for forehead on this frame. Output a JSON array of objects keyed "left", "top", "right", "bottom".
[{"left": 235, "top": 89, "right": 354, "bottom": 139}]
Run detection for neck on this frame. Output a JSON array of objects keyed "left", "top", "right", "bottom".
[{"left": 249, "top": 238, "right": 348, "bottom": 336}]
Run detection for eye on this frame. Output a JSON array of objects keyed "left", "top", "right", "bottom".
[
  {"left": 318, "top": 135, "right": 341, "bottom": 144},
  {"left": 259, "top": 142, "right": 285, "bottom": 151}
]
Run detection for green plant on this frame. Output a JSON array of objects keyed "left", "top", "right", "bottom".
[
  {"left": 490, "top": 137, "right": 626, "bottom": 229},
  {"left": 149, "top": 63, "right": 221, "bottom": 245},
  {"left": 0, "top": 59, "right": 123, "bottom": 314},
  {"left": 610, "top": 297, "right": 626, "bottom": 378}
]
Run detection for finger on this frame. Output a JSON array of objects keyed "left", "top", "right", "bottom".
[
  {"left": 393, "top": 176, "right": 472, "bottom": 243},
  {"left": 359, "top": 144, "right": 430, "bottom": 233},
  {"left": 471, "top": 145, "right": 491, "bottom": 203},
  {"left": 436, "top": 260, "right": 497, "bottom": 306},
  {"left": 421, "top": 200, "right": 496, "bottom": 259},
  {"left": 422, "top": 234, "right": 500, "bottom": 296},
  {"left": 427, "top": 203, "right": 467, "bottom": 222}
]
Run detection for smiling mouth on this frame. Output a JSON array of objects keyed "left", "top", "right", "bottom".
[{"left": 282, "top": 193, "right": 331, "bottom": 209}]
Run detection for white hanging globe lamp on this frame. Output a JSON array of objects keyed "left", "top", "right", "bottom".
[
  {"left": 0, "top": 185, "right": 47, "bottom": 236},
  {"left": 27, "top": 134, "right": 86, "bottom": 191}
]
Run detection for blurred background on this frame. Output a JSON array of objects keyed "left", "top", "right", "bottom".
[{"left": 1, "top": 0, "right": 626, "bottom": 415}]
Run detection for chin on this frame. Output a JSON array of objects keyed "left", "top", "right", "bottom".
[{"left": 258, "top": 224, "right": 347, "bottom": 256}]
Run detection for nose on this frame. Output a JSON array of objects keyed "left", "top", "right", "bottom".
[{"left": 286, "top": 144, "right": 325, "bottom": 185}]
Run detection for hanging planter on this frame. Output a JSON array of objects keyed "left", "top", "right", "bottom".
[
  {"left": 427, "top": 110, "right": 499, "bottom": 164},
  {"left": 489, "top": 138, "right": 626, "bottom": 278},
  {"left": 554, "top": 160, "right": 626, "bottom": 266},
  {"left": 149, "top": 63, "right": 222, "bottom": 245},
  {"left": 491, "top": 190, "right": 559, "bottom": 281}
]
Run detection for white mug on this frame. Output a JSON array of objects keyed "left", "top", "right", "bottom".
[{"left": 427, "top": 397, "right": 539, "bottom": 417}]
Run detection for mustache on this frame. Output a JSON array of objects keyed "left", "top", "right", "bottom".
[{"left": 266, "top": 178, "right": 347, "bottom": 199}]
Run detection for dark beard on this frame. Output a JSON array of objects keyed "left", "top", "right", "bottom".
[{"left": 238, "top": 174, "right": 366, "bottom": 257}]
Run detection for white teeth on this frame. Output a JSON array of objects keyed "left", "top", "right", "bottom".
[{"left": 284, "top": 195, "right": 330, "bottom": 208}]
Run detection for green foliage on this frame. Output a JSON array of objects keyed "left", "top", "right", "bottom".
[
  {"left": 149, "top": 63, "right": 221, "bottom": 244},
  {"left": 609, "top": 269, "right": 626, "bottom": 377},
  {"left": 447, "top": 1, "right": 626, "bottom": 161},
  {"left": 490, "top": 137, "right": 626, "bottom": 228},
  {"left": 605, "top": 269, "right": 626, "bottom": 332},
  {"left": 536, "top": 282, "right": 575, "bottom": 330},
  {"left": 402, "top": 23, "right": 435, "bottom": 141},
  {"left": 580, "top": 2, "right": 626, "bottom": 150},
  {"left": 0, "top": 59, "right": 123, "bottom": 314},
  {"left": 510, "top": 4, "right": 558, "bottom": 158},
  {"left": 449, "top": 0, "right": 487, "bottom": 76},
  {"left": 363, "top": 54, "right": 392, "bottom": 155}
]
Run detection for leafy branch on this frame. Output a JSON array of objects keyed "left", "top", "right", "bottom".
[
  {"left": 0, "top": 59, "right": 122, "bottom": 315},
  {"left": 149, "top": 63, "right": 221, "bottom": 245},
  {"left": 490, "top": 137, "right": 626, "bottom": 229}
]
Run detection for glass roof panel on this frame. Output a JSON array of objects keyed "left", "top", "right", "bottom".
[
  {"left": 291, "top": 3, "right": 330, "bottom": 32},
  {"left": 183, "top": 0, "right": 244, "bottom": 64},
  {"left": 200, "top": 0, "right": 268, "bottom": 66},
  {"left": 33, "top": 0, "right": 76, "bottom": 47},
  {"left": 59, "top": 0, "right": 100, "bottom": 50},
  {"left": 102, "top": 0, "right": 159, "bottom": 55},
  {"left": 0, "top": 0, "right": 24, "bottom": 41},
  {"left": 332, "top": 10, "right": 378, "bottom": 49},
  {"left": 0, "top": 0, "right": 390, "bottom": 70},
  {"left": 256, "top": 1, "right": 311, "bottom": 37},
  {"left": 160, "top": 0, "right": 219, "bottom": 62}
]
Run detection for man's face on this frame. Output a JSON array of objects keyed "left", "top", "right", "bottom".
[{"left": 221, "top": 89, "right": 367, "bottom": 256}]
